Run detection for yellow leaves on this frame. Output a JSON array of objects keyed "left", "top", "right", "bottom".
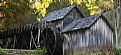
[
  {"left": 0, "top": 12, "right": 4, "bottom": 18},
  {"left": 29, "top": 0, "right": 33, "bottom": 3},
  {"left": 31, "top": 0, "right": 53, "bottom": 21},
  {"left": 90, "top": 10, "right": 95, "bottom": 15},
  {"left": 35, "top": 1, "right": 41, "bottom": 11},
  {"left": 67, "top": 0, "right": 101, "bottom": 15},
  {"left": 88, "top": 5, "right": 101, "bottom": 15},
  {"left": 37, "top": 17, "right": 40, "bottom": 21},
  {"left": 41, "top": 1, "right": 49, "bottom": 8},
  {"left": 0, "top": 3, "right": 2, "bottom": 6},
  {"left": 0, "top": 1, "right": 5, "bottom": 18},
  {"left": 84, "top": 0, "right": 100, "bottom": 15},
  {"left": 32, "top": 0, "right": 113, "bottom": 21},
  {"left": 34, "top": 1, "right": 49, "bottom": 10},
  {"left": 99, "top": 1, "right": 113, "bottom": 9},
  {"left": 75, "top": 0, "right": 82, "bottom": 4},
  {"left": 88, "top": 0, "right": 92, "bottom": 3},
  {"left": 73, "top": 0, "right": 112, "bottom": 15},
  {"left": 87, "top": 5, "right": 98, "bottom": 10},
  {"left": 88, "top": 0, "right": 96, "bottom": 3},
  {"left": 100, "top": 1, "right": 110, "bottom": 6},
  {"left": 83, "top": 0, "right": 87, "bottom": 2},
  {"left": 0, "top": 13, "right": 3, "bottom": 18},
  {"left": 36, "top": 6, "right": 46, "bottom": 21},
  {"left": 40, "top": 1, "right": 50, "bottom": 18},
  {"left": 0, "top": 1, "right": 6, "bottom": 6},
  {"left": 85, "top": 3, "right": 90, "bottom": 7},
  {"left": 93, "top": 6, "right": 98, "bottom": 9},
  {"left": 59, "top": 0, "right": 61, "bottom": 2},
  {"left": 89, "top": 5, "right": 102, "bottom": 15},
  {"left": 42, "top": 0, "right": 52, "bottom": 3},
  {"left": 41, "top": 8, "right": 46, "bottom": 17},
  {"left": 69, "top": 0, "right": 74, "bottom": 5}
]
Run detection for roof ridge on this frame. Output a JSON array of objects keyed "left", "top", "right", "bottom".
[
  {"left": 40, "top": 5, "right": 79, "bottom": 22},
  {"left": 62, "top": 14, "right": 102, "bottom": 32}
]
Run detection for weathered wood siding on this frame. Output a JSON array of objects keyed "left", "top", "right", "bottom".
[
  {"left": 63, "top": 17, "right": 113, "bottom": 55},
  {"left": 52, "top": 8, "right": 83, "bottom": 29},
  {"left": 63, "top": 8, "right": 83, "bottom": 28}
]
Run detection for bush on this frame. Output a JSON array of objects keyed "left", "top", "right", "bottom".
[
  {"left": 114, "top": 47, "right": 121, "bottom": 55},
  {"left": 0, "top": 49, "right": 7, "bottom": 54},
  {"left": 35, "top": 47, "right": 46, "bottom": 55}
]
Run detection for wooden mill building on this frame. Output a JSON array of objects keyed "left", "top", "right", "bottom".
[
  {"left": 61, "top": 14, "right": 114, "bottom": 54},
  {"left": 0, "top": 5, "right": 114, "bottom": 55},
  {"left": 40, "top": 5, "right": 84, "bottom": 29}
]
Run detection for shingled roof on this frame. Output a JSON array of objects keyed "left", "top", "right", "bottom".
[
  {"left": 62, "top": 14, "right": 113, "bottom": 33},
  {"left": 41, "top": 5, "right": 84, "bottom": 22}
]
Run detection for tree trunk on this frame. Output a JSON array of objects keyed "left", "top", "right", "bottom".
[{"left": 114, "top": 0, "right": 121, "bottom": 47}]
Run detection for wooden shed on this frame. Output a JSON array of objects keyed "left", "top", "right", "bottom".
[
  {"left": 40, "top": 5, "right": 84, "bottom": 29},
  {"left": 61, "top": 14, "right": 114, "bottom": 54}
]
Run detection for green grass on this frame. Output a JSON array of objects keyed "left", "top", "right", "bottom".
[
  {"left": 0, "top": 49, "right": 7, "bottom": 54},
  {"left": 0, "top": 48, "right": 46, "bottom": 55}
]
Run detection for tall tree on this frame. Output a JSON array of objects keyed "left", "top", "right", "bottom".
[{"left": 114, "top": 0, "right": 121, "bottom": 47}]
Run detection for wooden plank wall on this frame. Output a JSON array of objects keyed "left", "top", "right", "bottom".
[
  {"left": 63, "top": 8, "right": 83, "bottom": 28},
  {"left": 52, "top": 8, "right": 83, "bottom": 30},
  {"left": 63, "top": 18, "right": 113, "bottom": 55}
]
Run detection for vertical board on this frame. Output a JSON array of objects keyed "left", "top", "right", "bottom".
[
  {"left": 63, "top": 8, "right": 83, "bottom": 28},
  {"left": 63, "top": 17, "right": 113, "bottom": 54}
]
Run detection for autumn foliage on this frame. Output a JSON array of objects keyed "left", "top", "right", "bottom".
[{"left": 0, "top": 0, "right": 114, "bottom": 30}]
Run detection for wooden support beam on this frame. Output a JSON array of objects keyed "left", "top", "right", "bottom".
[{"left": 37, "top": 28, "right": 40, "bottom": 47}]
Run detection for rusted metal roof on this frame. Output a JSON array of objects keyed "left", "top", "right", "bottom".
[
  {"left": 41, "top": 5, "right": 84, "bottom": 22},
  {"left": 62, "top": 14, "right": 113, "bottom": 32}
]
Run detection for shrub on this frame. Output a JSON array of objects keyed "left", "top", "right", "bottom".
[{"left": 114, "top": 47, "right": 121, "bottom": 55}]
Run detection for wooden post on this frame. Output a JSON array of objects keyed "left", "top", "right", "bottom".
[
  {"left": 37, "top": 28, "right": 40, "bottom": 48},
  {"left": 30, "top": 31, "right": 33, "bottom": 50}
]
